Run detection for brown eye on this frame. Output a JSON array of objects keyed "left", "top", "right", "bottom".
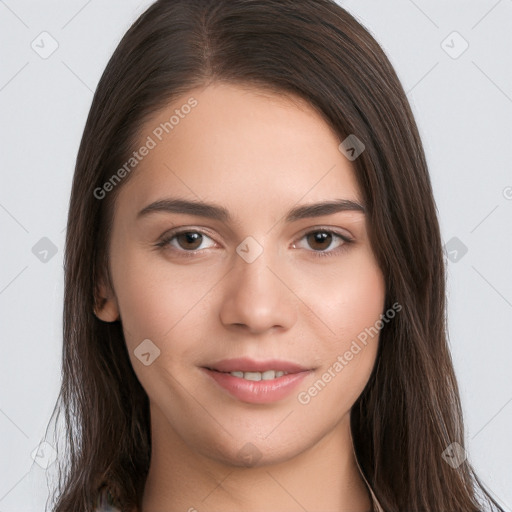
[
  {"left": 293, "top": 229, "right": 352, "bottom": 257},
  {"left": 306, "top": 231, "right": 333, "bottom": 251},
  {"left": 175, "top": 231, "right": 203, "bottom": 250},
  {"left": 157, "top": 230, "right": 217, "bottom": 253}
]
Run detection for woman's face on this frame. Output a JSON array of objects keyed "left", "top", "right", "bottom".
[{"left": 98, "top": 82, "right": 386, "bottom": 467}]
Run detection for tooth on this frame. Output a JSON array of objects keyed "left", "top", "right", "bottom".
[
  {"left": 244, "top": 371, "right": 262, "bottom": 381},
  {"left": 226, "top": 370, "right": 290, "bottom": 380}
]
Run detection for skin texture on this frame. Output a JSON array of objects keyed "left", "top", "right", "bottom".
[{"left": 96, "top": 82, "right": 386, "bottom": 512}]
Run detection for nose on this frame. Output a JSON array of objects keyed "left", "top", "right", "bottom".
[{"left": 218, "top": 243, "right": 298, "bottom": 335}]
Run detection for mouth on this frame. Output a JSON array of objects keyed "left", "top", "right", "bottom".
[{"left": 201, "top": 357, "right": 313, "bottom": 404}]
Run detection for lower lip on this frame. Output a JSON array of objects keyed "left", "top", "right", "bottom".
[{"left": 202, "top": 368, "right": 310, "bottom": 404}]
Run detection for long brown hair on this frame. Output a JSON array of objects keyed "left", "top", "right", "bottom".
[{"left": 46, "top": 1, "right": 504, "bottom": 510}]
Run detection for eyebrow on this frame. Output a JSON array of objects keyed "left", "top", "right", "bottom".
[{"left": 137, "top": 197, "right": 365, "bottom": 223}]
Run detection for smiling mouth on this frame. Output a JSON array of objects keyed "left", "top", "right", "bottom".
[
  {"left": 202, "top": 357, "right": 313, "bottom": 398},
  {"left": 201, "top": 364, "right": 312, "bottom": 404}
]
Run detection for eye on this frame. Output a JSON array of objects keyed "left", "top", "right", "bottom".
[
  {"left": 292, "top": 229, "right": 353, "bottom": 257},
  {"left": 156, "top": 229, "right": 217, "bottom": 253}
]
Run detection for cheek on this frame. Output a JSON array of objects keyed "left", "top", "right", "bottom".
[
  {"left": 334, "top": 259, "right": 386, "bottom": 344},
  {"left": 294, "top": 254, "right": 384, "bottom": 421},
  {"left": 297, "top": 248, "right": 386, "bottom": 346},
  {"left": 110, "top": 246, "right": 217, "bottom": 399},
  {"left": 110, "top": 244, "right": 220, "bottom": 345}
]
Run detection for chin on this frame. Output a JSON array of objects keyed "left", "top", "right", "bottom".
[{"left": 199, "top": 434, "right": 313, "bottom": 470}]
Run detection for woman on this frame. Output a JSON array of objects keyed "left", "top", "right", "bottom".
[{"left": 47, "top": 0, "right": 505, "bottom": 511}]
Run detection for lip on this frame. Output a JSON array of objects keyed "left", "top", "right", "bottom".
[{"left": 201, "top": 358, "right": 312, "bottom": 404}]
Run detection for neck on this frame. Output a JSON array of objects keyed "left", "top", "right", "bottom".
[{"left": 140, "top": 404, "right": 372, "bottom": 512}]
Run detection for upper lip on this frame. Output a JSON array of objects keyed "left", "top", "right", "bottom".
[{"left": 204, "top": 357, "right": 310, "bottom": 373}]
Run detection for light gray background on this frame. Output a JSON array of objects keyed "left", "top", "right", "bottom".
[{"left": 0, "top": 1, "right": 511, "bottom": 511}]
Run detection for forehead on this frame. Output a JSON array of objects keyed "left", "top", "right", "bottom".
[{"left": 115, "top": 82, "right": 361, "bottom": 220}]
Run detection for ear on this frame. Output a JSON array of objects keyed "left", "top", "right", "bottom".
[{"left": 94, "top": 278, "right": 120, "bottom": 322}]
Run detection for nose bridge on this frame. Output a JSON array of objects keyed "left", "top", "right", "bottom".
[
  {"left": 235, "top": 238, "right": 276, "bottom": 290},
  {"left": 219, "top": 235, "right": 297, "bottom": 332}
]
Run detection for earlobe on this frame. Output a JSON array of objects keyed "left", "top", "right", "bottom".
[{"left": 93, "top": 281, "right": 120, "bottom": 322}]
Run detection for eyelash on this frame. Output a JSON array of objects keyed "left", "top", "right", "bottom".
[{"left": 155, "top": 227, "right": 353, "bottom": 259}]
